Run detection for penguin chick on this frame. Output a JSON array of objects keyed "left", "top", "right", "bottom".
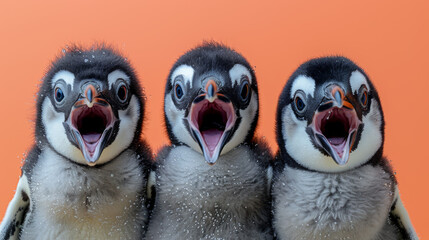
[
  {"left": 146, "top": 42, "right": 273, "bottom": 239},
  {"left": 272, "top": 56, "right": 417, "bottom": 240},
  {"left": 0, "top": 45, "right": 152, "bottom": 239}
]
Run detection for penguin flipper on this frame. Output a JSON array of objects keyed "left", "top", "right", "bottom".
[
  {"left": 147, "top": 169, "right": 156, "bottom": 211},
  {"left": 0, "top": 174, "right": 31, "bottom": 240},
  {"left": 389, "top": 186, "right": 418, "bottom": 240},
  {"left": 147, "top": 145, "right": 172, "bottom": 211}
]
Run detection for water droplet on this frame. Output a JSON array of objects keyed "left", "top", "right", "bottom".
[{"left": 84, "top": 59, "right": 89, "bottom": 63}]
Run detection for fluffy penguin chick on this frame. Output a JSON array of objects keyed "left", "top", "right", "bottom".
[
  {"left": 146, "top": 43, "right": 273, "bottom": 239},
  {"left": 0, "top": 45, "right": 152, "bottom": 239},
  {"left": 272, "top": 56, "right": 417, "bottom": 240}
]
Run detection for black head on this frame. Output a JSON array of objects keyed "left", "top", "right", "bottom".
[
  {"left": 36, "top": 44, "right": 145, "bottom": 166},
  {"left": 164, "top": 42, "right": 259, "bottom": 164},
  {"left": 276, "top": 56, "right": 384, "bottom": 172}
]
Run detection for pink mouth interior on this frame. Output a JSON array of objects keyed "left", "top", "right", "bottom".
[
  {"left": 71, "top": 105, "right": 112, "bottom": 155},
  {"left": 314, "top": 107, "right": 358, "bottom": 158},
  {"left": 190, "top": 99, "right": 234, "bottom": 156}
]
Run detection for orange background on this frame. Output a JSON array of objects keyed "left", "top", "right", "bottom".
[{"left": 0, "top": 0, "right": 427, "bottom": 238}]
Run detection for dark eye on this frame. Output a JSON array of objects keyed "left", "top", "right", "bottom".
[
  {"left": 295, "top": 97, "right": 305, "bottom": 111},
  {"left": 174, "top": 82, "right": 184, "bottom": 100},
  {"left": 293, "top": 91, "right": 307, "bottom": 114},
  {"left": 117, "top": 83, "right": 128, "bottom": 103},
  {"left": 359, "top": 86, "right": 368, "bottom": 108},
  {"left": 54, "top": 87, "right": 65, "bottom": 103},
  {"left": 240, "top": 80, "right": 250, "bottom": 101}
]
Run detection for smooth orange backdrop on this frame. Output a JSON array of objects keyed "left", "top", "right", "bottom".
[{"left": 0, "top": 0, "right": 427, "bottom": 238}]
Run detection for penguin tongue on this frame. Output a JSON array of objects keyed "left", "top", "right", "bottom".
[
  {"left": 328, "top": 137, "right": 347, "bottom": 158},
  {"left": 82, "top": 133, "right": 102, "bottom": 155},
  {"left": 82, "top": 133, "right": 102, "bottom": 143},
  {"left": 201, "top": 129, "right": 223, "bottom": 152},
  {"left": 328, "top": 137, "right": 345, "bottom": 145}
]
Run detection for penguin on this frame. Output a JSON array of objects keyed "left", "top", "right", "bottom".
[
  {"left": 146, "top": 42, "right": 273, "bottom": 239},
  {"left": 0, "top": 45, "right": 152, "bottom": 239},
  {"left": 271, "top": 56, "right": 418, "bottom": 240}
]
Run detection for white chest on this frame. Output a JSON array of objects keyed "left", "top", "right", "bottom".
[
  {"left": 148, "top": 145, "right": 271, "bottom": 239},
  {"left": 21, "top": 148, "right": 147, "bottom": 240},
  {"left": 157, "top": 145, "right": 268, "bottom": 205},
  {"left": 272, "top": 165, "right": 395, "bottom": 240}
]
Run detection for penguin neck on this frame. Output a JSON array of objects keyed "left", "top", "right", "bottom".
[
  {"left": 166, "top": 143, "right": 257, "bottom": 171},
  {"left": 156, "top": 143, "right": 270, "bottom": 209},
  {"left": 30, "top": 146, "right": 145, "bottom": 216},
  {"left": 280, "top": 145, "right": 386, "bottom": 174},
  {"left": 44, "top": 143, "right": 119, "bottom": 168}
]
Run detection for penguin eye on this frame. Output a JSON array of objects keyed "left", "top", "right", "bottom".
[
  {"left": 359, "top": 86, "right": 368, "bottom": 108},
  {"left": 54, "top": 87, "right": 65, "bottom": 103},
  {"left": 293, "top": 91, "right": 307, "bottom": 114},
  {"left": 116, "top": 81, "right": 128, "bottom": 103},
  {"left": 174, "top": 82, "right": 185, "bottom": 101},
  {"left": 239, "top": 79, "right": 250, "bottom": 102}
]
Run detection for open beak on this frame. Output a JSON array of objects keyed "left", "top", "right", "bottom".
[
  {"left": 310, "top": 86, "right": 362, "bottom": 165},
  {"left": 66, "top": 84, "right": 117, "bottom": 166},
  {"left": 187, "top": 80, "right": 237, "bottom": 165}
]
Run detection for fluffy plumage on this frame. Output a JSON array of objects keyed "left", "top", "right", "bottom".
[
  {"left": 272, "top": 56, "right": 417, "bottom": 240},
  {"left": 146, "top": 42, "right": 273, "bottom": 239},
  {"left": 0, "top": 45, "right": 152, "bottom": 239}
]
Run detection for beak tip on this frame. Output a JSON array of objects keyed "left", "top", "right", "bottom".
[
  {"left": 87, "top": 161, "right": 97, "bottom": 167},
  {"left": 82, "top": 152, "right": 100, "bottom": 166},
  {"left": 204, "top": 154, "right": 218, "bottom": 165},
  {"left": 335, "top": 159, "right": 348, "bottom": 166},
  {"left": 332, "top": 152, "right": 350, "bottom": 166}
]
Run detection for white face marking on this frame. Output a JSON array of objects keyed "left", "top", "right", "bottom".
[
  {"left": 98, "top": 95, "right": 140, "bottom": 165},
  {"left": 170, "top": 65, "right": 195, "bottom": 88},
  {"left": 42, "top": 98, "right": 85, "bottom": 164},
  {"left": 290, "top": 75, "right": 316, "bottom": 98},
  {"left": 51, "top": 70, "right": 75, "bottom": 90},
  {"left": 349, "top": 70, "right": 370, "bottom": 94},
  {"left": 164, "top": 94, "right": 202, "bottom": 153},
  {"left": 229, "top": 64, "right": 252, "bottom": 86},
  {"left": 42, "top": 95, "right": 140, "bottom": 166},
  {"left": 281, "top": 99, "right": 382, "bottom": 172},
  {"left": 221, "top": 91, "right": 258, "bottom": 155},
  {"left": 108, "top": 70, "right": 131, "bottom": 90}
]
